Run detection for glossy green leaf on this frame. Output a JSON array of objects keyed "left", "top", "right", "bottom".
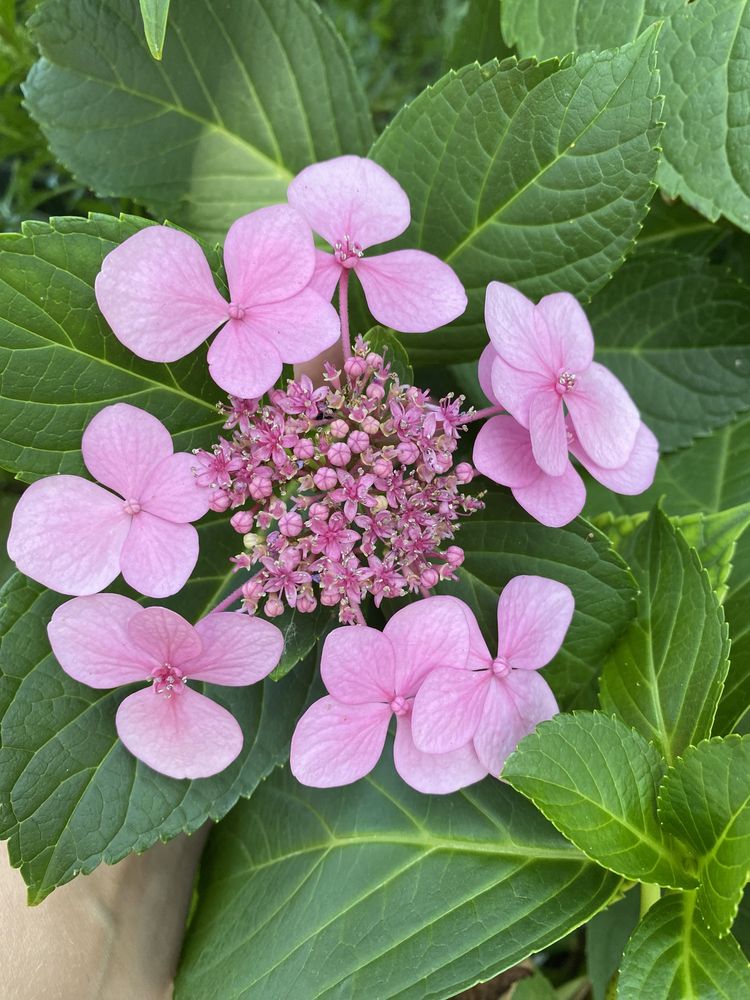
[
  {"left": 371, "top": 30, "right": 662, "bottom": 362},
  {"left": 445, "top": 0, "right": 512, "bottom": 69},
  {"left": 599, "top": 509, "right": 729, "bottom": 762},
  {"left": 362, "top": 326, "right": 414, "bottom": 385},
  {"left": 659, "top": 736, "right": 750, "bottom": 935},
  {"left": 24, "top": 0, "right": 373, "bottom": 241},
  {"left": 138, "top": 0, "right": 170, "bottom": 59},
  {"left": 504, "top": 712, "right": 697, "bottom": 889},
  {"left": 0, "top": 214, "right": 223, "bottom": 483},
  {"left": 617, "top": 893, "right": 750, "bottom": 999},
  {"left": 175, "top": 761, "right": 620, "bottom": 999}
]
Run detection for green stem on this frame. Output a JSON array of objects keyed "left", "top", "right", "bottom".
[{"left": 640, "top": 882, "right": 661, "bottom": 918}]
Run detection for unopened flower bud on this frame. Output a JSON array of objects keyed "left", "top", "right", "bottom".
[
  {"left": 296, "top": 590, "right": 318, "bottom": 613},
  {"left": 278, "top": 511, "right": 304, "bottom": 537},
  {"left": 444, "top": 545, "right": 464, "bottom": 568},
  {"left": 293, "top": 438, "right": 315, "bottom": 460},
  {"left": 328, "top": 442, "right": 352, "bottom": 467},
  {"left": 366, "top": 383, "right": 385, "bottom": 402},
  {"left": 264, "top": 595, "right": 284, "bottom": 617},
  {"left": 208, "top": 489, "right": 231, "bottom": 512},
  {"left": 230, "top": 510, "right": 255, "bottom": 533},
  {"left": 372, "top": 457, "right": 393, "bottom": 477},
  {"left": 242, "top": 579, "right": 264, "bottom": 602},
  {"left": 309, "top": 502, "right": 329, "bottom": 519},
  {"left": 361, "top": 416, "right": 380, "bottom": 435},
  {"left": 344, "top": 356, "right": 367, "bottom": 380},
  {"left": 420, "top": 567, "right": 439, "bottom": 588},
  {"left": 396, "top": 441, "right": 420, "bottom": 464},
  {"left": 347, "top": 430, "right": 369, "bottom": 453},
  {"left": 249, "top": 473, "right": 273, "bottom": 500},
  {"left": 330, "top": 419, "right": 349, "bottom": 439},
  {"left": 243, "top": 532, "right": 264, "bottom": 551},
  {"left": 313, "top": 467, "right": 338, "bottom": 489},
  {"left": 366, "top": 352, "right": 383, "bottom": 370}
]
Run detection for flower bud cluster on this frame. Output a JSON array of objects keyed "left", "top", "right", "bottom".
[{"left": 192, "top": 337, "right": 483, "bottom": 623}]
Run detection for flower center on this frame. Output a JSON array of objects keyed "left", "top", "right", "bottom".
[
  {"left": 151, "top": 663, "right": 186, "bottom": 698},
  {"left": 389, "top": 695, "right": 409, "bottom": 716},
  {"left": 556, "top": 370, "right": 577, "bottom": 394},
  {"left": 333, "top": 234, "right": 364, "bottom": 268},
  {"left": 228, "top": 303, "right": 246, "bottom": 321},
  {"left": 491, "top": 656, "right": 512, "bottom": 679},
  {"left": 123, "top": 498, "right": 142, "bottom": 515}
]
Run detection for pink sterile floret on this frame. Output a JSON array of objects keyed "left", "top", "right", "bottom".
[
  {"left": 287, "top": 155, "right": 468, "bottom": 333},
  {"left": 290, "top": 596, "right": 487, "bottom": 793},
  {"left": 7, "top": 403, "right": 210, "bottom": 598},
  {"left": 411, "top": 576, "right": 574, "bottom": 775},
  {"left": 47, "top": 594, "right": 284, "bottom": 779},
  {"left": 94, "top": 206, "right": 340, "bottom": 399}
]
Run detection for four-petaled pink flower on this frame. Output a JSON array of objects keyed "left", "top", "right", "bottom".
[
  {"left": 95, "top": 206, "right": 340, "bottom": 399},
  {"left": 411, "top": 577, "right": 573, "bottom": 775},
  {"left": 290, "top": 597, "right": 487, "bottom": 793},
  {"left": 8, "top": 404, "right": 209, "bottom": 598},
  {"left": 287, "top": 155, "right": 468, "bottom": 333},
  {"left": 48, "top": 594, "right": 284, "bottom": 779}
]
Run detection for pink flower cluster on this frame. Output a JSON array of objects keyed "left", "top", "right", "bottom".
[{"left": 194, "top": 337, "right": 483, "bottom": 623}]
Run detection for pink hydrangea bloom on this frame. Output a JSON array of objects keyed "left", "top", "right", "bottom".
[
  {"left": 95, "top": 206, "right": 340, "bottom": 398},
  {"left": 482, "top": 282, "right": 641, "bottom": 476},
  {"left": 7, "top": 404, "right": 209, "bottom": 598},
  {"left": 411, "top": 577, "right": 573, "bottom": 775},
  {"left": 290, "top": 597, "right": 487, "bottom": 793},
  {"left": 287, "top": 155, "right": 467, "bottom": 332},
  {"left": 48, "top": 594, "right": 283, "bottom": 779}
]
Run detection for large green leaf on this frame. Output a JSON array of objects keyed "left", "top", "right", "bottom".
[
  {"left": 24, "top": 0, "right": 373, "bottom": 242},
  {"left": 659, "top": 736, "right": 750, "bottom": 935},
  {"left": 504, "top": 712, "right": 697, "bottom": 889},
  {"left": 139, "top": 0, "right": 170, "bottom": 59},
  {"left": 586, "top": 248, "right": 750, "bottom": 452},
  {"left": 175, "top": 760, "right": 620, "bottom": 999},
  {"left": 586, "top": 890, "right": 640, "bottom": 1000},
  {"left": 0, "top": 213, "right": 223, "bottom": 483},
  {"left": 617, "top": 893, "right": 750, "bottom": 999},
  {"left": 501, "top": 0, "right": 750, "bottom": 233},
  {"left": 445, "top": 0, "right": 512, "bottom": 69},
  {"left": 0, "top": 533, "right": 315, "bottom": 903},
  {"left": 371, "top": 30, "right": 662, "bottom": 362},
  {"left": 599, "top": 509, "right": 729, "bottom": 762},
  {"left": 440, "top": 489, "right": 637, "bottom": 710}
]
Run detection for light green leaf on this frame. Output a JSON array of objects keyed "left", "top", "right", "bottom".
[
  {"left": 599, "top": 509, "right": 730, "bottom": 762},
  {"left": 617, "top": 893, "right": 750, "bottom": 999},
  {"left": 0, "top": 543, "right": 315, "bottom": 903},
  {"left": 586, "top": 248, "right": 750, "bottom": 452},
  {"left": 0, "top": 214, "right": 223, "bottom": 483},
  {"left": 175, "top": 760, "right": 620, "bottom": 999},
  {"left": 512, "top": 971, "right": 558, "bottom": 999},
  {"left": 371, "top": 30, "right": 662, "bottom": 362},
  {"left": 659, "top": 736, "right": 750, "bottom": 935},
  {"left": 24, "top": 0, "right": 373, "bottom": 242},
  {"left": 139, "top": 0, "right": 170, "bottom": 59},
  {"left": 362, "top": 325, "right": 414, "bottom": 385},
  {"left": 501, "top": 0, "right": 750, "bottom": 233},
  {"left": 504, "top": 712, "right": 697, "bottom": 889}
]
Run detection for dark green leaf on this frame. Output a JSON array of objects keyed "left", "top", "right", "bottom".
[
  {"left": 138, "top": 0, "right": 170, "bottom": 59},
  {"left": 586, "top": 890, "right": 640, "bottom": 1000},
  {"left": 445, "top": 0, "right": 512, "bottom": 69},
  {"left": 175, "top": 760, "right": 620, "bottom": 999}
]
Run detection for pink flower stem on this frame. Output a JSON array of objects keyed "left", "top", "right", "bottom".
[
  {"left": 352, "top": 603, "right": 366, "bottom": 625},
  {"left": 419, "top": 586, "right": 431, "bottom": 599},
  {"left": 338, "top": 269, "right": 352, "bottom": 362},
  {"left": 463, "top": 404, "right": 506, "bottom": 424},
  {"left": 209, "top": 583, "right": 247, "bottom": 615}
]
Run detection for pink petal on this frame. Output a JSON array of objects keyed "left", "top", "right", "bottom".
[
  {"left": 47, "top": 594, "right": 148, "bottom": 687},
  {"left": 565, "top": 362, "right": 640, "bottom": 469},
  {"left": 7, "top": 476, "right": 129, "bottom": 596},
  {"left": 477, "top": 345, "right": 501, "bottom": 405},
  {"left": 223, "top": 205, "right": 314, "bottom": 308},
  {"left": 535, "top": 292, "right": 594, "bottom": 372},
  {"left": 116, "top": 685, "right": 243, "bottom": 779},
  {"left": 485, "top": 282, "right": 552, "bottom": 375},
  {"left": 490, "top": 355, "right": 550, "bottom": 427},
  {"left": 512, "top": 461, "right": 586, "bottom": 528},
  {"left": 320, "top": 625, "right": 396, "bottom": 704},
  {"left": 393, "top": 714, "right": 487, "bottom": 794},
  {"left": 126, "top": 606, "right": 202, "bottom": 669},
  {"left": 473, "top": 415, "right": 540, "bottom": 489},
  {"left": 190, "top": 612, "right": 284, "bottom": 684},
  {"left": 460, "top": 604, "right": 493, "bottom": 669},
  {"left": 473, "top": 678, "right": 527, "bottom": 775},
  {"left": 141, "top": 452, "right": 210, "bottom": 523},
  {"left": 289, "top": 696, "right": 391, "bottom": 787},
  {"left": 529, "top": 390, "right": 568, "bottom": 477},
  {"left": 384, "top": 596, "right": 472, "bottom": 695},
  {"left": 287, "top": 155, "right": 410, "bottom": 250},
  {"left": 410, "top": 666, "right": 489, "bottom": 754},
  {"left": 571, "top": 421, "right": 658, "bottom": 495},
  {"left": 81, "top": 403, "right": 173, "bottom": 502},
  {"left": 496, "top": 575, "right": 574, "bottom": 671},
  {"left": 95, "top": 225, "right": 229, "bottom": 362},
  {"left": 206, "top": 319, "right": 282, "bottom": 398},
  {"left": 119, "top": 514, "right": 198, "bottom": 598},
  {"left": 504, "top": 670, "right": 559, "bottom": 733},
  {"left": 308, "top": 249, "right": 342, "bottom": 301},
  {"left": 247, "top": 287, "right": 340, "bottom": 362},
  {"left": 356, "top": 250, "right": 467, "bottom": 333}
]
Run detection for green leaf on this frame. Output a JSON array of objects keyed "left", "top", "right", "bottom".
[
  {"left": 138, "top": 0, "right": 170, "bottom": 59},
  {"left": 501, "top": 0, "right": 750, "bottom": 233},
  {"left": 24, "top": 0, "right": 373, "bottom": 242},
  {"left": 720, "top": 535, "right": 750, "bottom": 732},
  {"left": 617, "top": 893, "right": 750, "bottom": 1000},
  {"left": 440, "top": 488, "right": 637, "bottom": 710},
  {"left": 512, "top": 971, "right": 558, "bottom": 999},
  {"left": 371, "top": 30, "right": 662, "bottom": 362},
  {"left": 504, "top": 712, "right": 697, "bottom": 889},
  {"left": 659, "top": 736, "right": 750, "bottom": 935},
  {"left": 586, "top": 248, "right": 750, "bottom": 452},
  {"left": 362, "top": 325, "right": 414, "bottom": 385},
  {"left": 599, "top": 509, "right": 730, "bottom": 762},
  {"left": 445, "top": 0, "right": 512, "bottom": 69},
  {"left": 175, "top": 760, "right": 620, "bottom": 999},
  {"left": 0, "top": 214, "right": 223, "bottom": 482},
  {"left": 269, "top": 601, "right": 331, "bottom": 680},
  {"left": 0, "top": 545, "right": 315, "bottom": 903},
  {"left": 586, "top": 890, "right": 640, "bottom": 1000}
]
